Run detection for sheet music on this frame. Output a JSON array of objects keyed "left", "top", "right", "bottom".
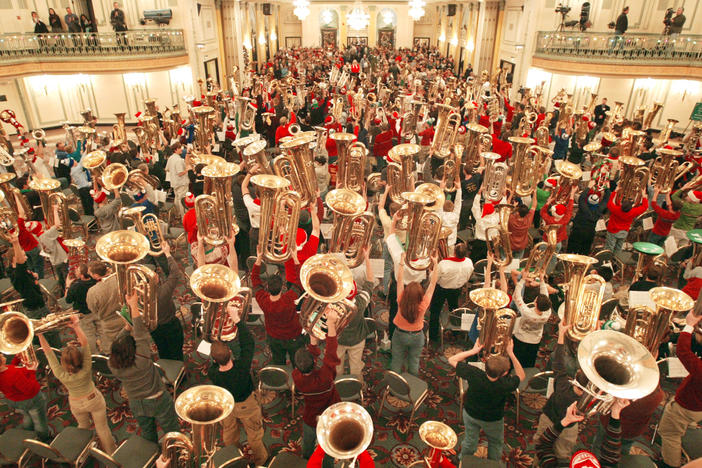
[
  {"left": 251, "top": 297, "right": 263, "bottom": 315},
  {"left": 595, "top": 219, "right": 607, "bottom": 232},
  {"left": 667, "top": 357, "right": 690, "bottom": 379},
  {"left": 212, "top": 144, "right": 220, "bottom": 153},
  {"left": 320, "top": 223, "right": 333, "bottom": 239},
  {"left": 461, "top": 312, "right": 476, "bottom": 331},
  {"left": 369, "top": 258, "right": 385, "bottom": 278},
  {"left": 217, "top": 131, "right": 225, "bottom": 141},
  {"left": 547, "top": 377, "right": 555, "bottom": 398},
  {"left": 642, "top": 217, "right": 654, "bottom": 231},
  {"left": 629, "top": 291, "right": 655, "bottom": 310},
  {"left": 664, "top": 236, "right": 678, "bottom": 258},
  {"left": 196, "top": 340, "right": 212, "bottom": 356}
]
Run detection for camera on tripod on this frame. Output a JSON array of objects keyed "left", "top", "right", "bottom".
[
  {"left": 555, "top": 4, "right": 571, "bottom": 14},
  {"left": 663, "top": 7, "right": 674, "bottom": 26}
]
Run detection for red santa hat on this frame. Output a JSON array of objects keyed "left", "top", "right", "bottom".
[
  {"left": 346, "top": 280, "right": 358, "bottom": 300},
  {"left": 588, "top": 191, "right": 601, "bottom": 205},
  {"left": 689, "top": 190, "right": 702, "bottom": 203},
  {"left": 226, "top": 124, "right": 234, "bottom": 130},
  {"left": 324, "top": 115, "right": 333, "bottom": 125},
  {"left": 373, "top": 118, "right": 381, "bottom": 125},
  {"left": 192, "top": 100, "right": 202, "bottom": 107},
  {"left": 135, "top": 112, "right": 142, "bottom": 119},
  {"left": 184, "top": 192, "right": 195, "bottom": 208},
  {"left": 482, "top": 203, "right": 495, "bottom": 218},
  {"left": 544, "top": 178, "right": 558, "bottom": 189},
  {"left": 24, "top": 221, "right": 41, "bottom": 235},
  {"left": 91, "top": 188, "right": 108, "bottom": 204},
  {"left": 391, "top": 111, "right": 400, "bottom": 120},
  {"left": 551, "top": 203, "right": 566, "bottom": 217},
  {"left": 582, "top": 115, "right": 590, "bottom": 122},
  {"left": 458, "top": 125, "right": 466, "bottom": 135},
  {"left": 295, "top": 227, "right": 308, "bottom": 251}
]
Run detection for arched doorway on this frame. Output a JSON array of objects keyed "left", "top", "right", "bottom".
[
  {"left": 377, "top": 8, "right": 396, "bottom": 48},
  {"left": 320, "top": 9, "right": 339, "bottom": 48}
]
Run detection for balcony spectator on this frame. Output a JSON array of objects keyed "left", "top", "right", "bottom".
[
  {"left": 65, "top": 7, "right": 81, "bottom": 33},
  {"left": 31, "top": 11, "right": 48, "bottom": 34},
  {"left": 615, "top": 6, "right": 629, "bottom": 34},
  {"left": 110, "top": 2, "right": 128, "bottom": 33},
  {"left": 667, "top": 7, "right": 685, "bottom": 35},
  {"left": 48, "top": 8, "right": 62, "bottom": 32},
  {"left": 80, "top": 14, "right": 95, "bottom": 33},
  {"left": 593, "top": 98, "right": 609, "bottom": 128}
]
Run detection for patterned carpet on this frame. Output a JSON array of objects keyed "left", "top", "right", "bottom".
[{"left": 0, "top": 238, "right": 671, "bottom": 467}]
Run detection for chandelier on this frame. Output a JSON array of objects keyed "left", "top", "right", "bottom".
[
  {"left": 346, "top": 2, "right": 369, "bottom": 31},
  {"left": 408, "top": 0, "right": 426, "bottom": 21},
  {"left": 292, "top": 0, "right": 310, "bottom": 21}
]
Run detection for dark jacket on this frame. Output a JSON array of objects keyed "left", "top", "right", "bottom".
[
  {"left": 572, "top": 189, "right": 610, "bottom": 230},
  {"left": 670, "top": 14, "right": 685, "bottom": 34},
  {"left": 615, "top": 12, "right": 628, "bottom": 34},
  {"left": 34, "top": 20, "right": 49, "bottom": 34}
]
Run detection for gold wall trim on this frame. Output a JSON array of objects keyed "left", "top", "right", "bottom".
[{"left": 532, "top": 56, "right": 702, "bottom": 80}]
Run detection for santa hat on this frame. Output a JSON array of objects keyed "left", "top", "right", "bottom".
[
  {"left": 192, "top": 100, "right": 202, "bottom": 107},
  {"left": 24, "top": 221, "right": 41, "bottom": 235},
  {"left": 373, "top": 118, "right": 381, "bottom": 125},
  {"left": 226, "top": 124, "right": 234, "bottom": 130},
  {"left": 588, "top": 192, "right": 601, "bottom": 204},
  {"left": 551, "top": 203, "right": 566, "bottom": 217},
  {"left": 324, "top": 115, "right": 333, "bottom": 125},
  {"left": 91, "top": 189, "right": 108, "bottom": 204},
  {"left": 133, "top": 190, "right": 146, "bottom": 202},
  {"left": 544, "top": 178, "right": 557, "bottom": 189},
  {"left": 295, "top": 227, "right": 308, "bottom": 251},
  {"left": 482, "top": 203, "right": 495, "bottom": 218},
  {"left": 689, "top": 190, "right": 702, "bottom": 203},
  {"left": 184, "top": 192, "right": 195, "bottom": 208},
  {"left": 391, "top": 111, "right": 400, "bottom": 120},
  {"left": 458, "top": 125, "right": 466, "bottom": 135},
  {"left": 346, "top": 280, "right": 358, "bottom": 300},
  {"left": 134, "top": 112, "right": 142, "bottom": 119},
  {"left": 582, "top": 115, "right": 589, "bottom": 122}
]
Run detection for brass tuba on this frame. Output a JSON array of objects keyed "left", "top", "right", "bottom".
[
  {"left": 337, "top": 141, "right": 367, "bottom": 193},
  {"left": 485, "top": 204, "right": 513, "bottom": 267},
  {"left": 625, "top": 286, "right": 694, "bottom": 353},
  {"left": 481, "top": 152, "right": 508, "bottom": 203},
  {"left": 316, "top": 402, "right": 373, "bottom": 462},
  {"left": 241, "top": 139, "right": 269, "bottom": 174},
  {"left": 326, "top": 189, "right": 374, "bottom": 268},
  {"left": 112, "top": 112, "right": 127, "bottom": 146},
  {"left": 387, "top": 144, "right": 419, "bottom": 205},
  {"left": 119, "top": 206, "right": 167, "bottom": 256},
  {"left": 173, "top": 385, "right": 235, "bottom": 464},
  {"left": 95, "top": 231, "right": 158, "bottom": 328},
  {"left": 299, "top": 254, "right": 356, "bottom": 340},
  {"left": 469, "top": 287, "right": 511, "bottom": 357},
  {"left": 190, "top": 264, "right": 243, "bottom": 341},
  {"left": 101, "top": 163, "right": 129, "bottom": 190},
  {"left": 523, "top": 224, "right": 560, "bottom": 280},
  {"left": 655, "top": 119, "right": 679, "bottom": 146},
  {"left": 274, "top": 134, "right": 318, "bottom": 207},
  {"left": 463, "top": 123, "right": 491, "bottom": 174},
  {"left": 575, "top": 330, "right": 659, "bottom": 416},
  {"left": 0, "top": 310, "right": 78, "bottom": 368},
  {"left": 642, "top": 102, "right": 663, "bottom": 130},
  {"left": 27, "top": 178, "right": 67, "bottom": 234},
  {"left": 402, "top": 191, "right": 442, "bottom": 271},
  {"left": 82, "top": 150, "right": 107, "bottom": 182},
  {"left": 617, "top": 156, "right": 649, "bottom": 206},
  {"left": 514, "top": 144, "right": 551, "bottom": 198},
  {"left": 548, "top": 160, "right": 582, "bottom": 206},
  {"left": 558, "top": 254, "right": 605, "bottom": 342},
  {"left": 430, "top": 103, "right": 461, "bottom": 158},
  {"left": 193, "top": 106, "right": 215, "bottom": 153},
  {"left": 161, "top": 432, "right": 194, "bottom": 468},
  {"left": 252, "top": 174, "right": 302, "bottom": 263},
  {"left": 650, "top": 148, "right": 681, "bottom": 194},
  {"left": 196, "top": 162, "right": 240, "bottom": 245},
  {"left": 0, "top": 173, "right": 31, "bottom": 219}
]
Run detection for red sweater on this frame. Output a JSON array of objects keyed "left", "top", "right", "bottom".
[
  {"left": 683, "top": 277, "right": 702, "bottom": 300},
  {"left": 606, "top": 195, "right": 648, "bottom": 233},
  {"left": 292, "top": 335, "right": 341, "bottom": 427},
  {"left": 600, "top": 385, "right": 664, "bottom": 438},
  {"left": 17, "top": 217, "right": 38, "bottom": 252},
  {"left": 540, "top": 199, "right": 574, "bottom": 244},
  {"left": 251, "top": 263, "right": 303, "bottom": 340},
  {"left": 308, "top": 446, "right": 375, "bottom": 467},
  {"left": 675, "top": 331, "right": 702, "bottom": 411},
  {"left": 0, "top": 357, "right": 40, "bottom": 401},
  {"left": 419, "top": 127, "right": 434, "bottom": 147},
  {"left": 182, "top": 208, "right": 197, "bottom": 243},
  {"left": 284, "top": 234, "right": 320, "bottom": 285},
  {"left": 651, "top": 201, "right": 680, "bottom": 236}
]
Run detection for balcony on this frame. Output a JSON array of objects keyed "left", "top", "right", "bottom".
[
  {"left": 532, "top": 31, "right": 702, "bottom": 79},
  {"left": 0, "top": 29, "right": 188, "bottom": 77}
]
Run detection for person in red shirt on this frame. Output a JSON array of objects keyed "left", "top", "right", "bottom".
[
  {"left": 274, "top": 116, "right": 291, "bottom": 145},
  {"left": 0, "top": 354, "right": 50, "bottom": 440},
  {"left": 284, "top": 204, "right": 321, "bottom": 287},
  {"left": 540, "top": 189, "right": 576, "bottom": 272},
  {"left": 648, "top": 188, "right": 682, "bottom": 246},
  {"left": 15, "top": 210, "right": 44, "bottom": 279},
  {"left": 658, "top": 310, "right": 702, "bottom": 468},
  {"left": 181, "top": 192, "right": 197, "bottom": 244},
  {"left": 293, "top": 310, "right": 341, "bottom": 465},
  {"left": 251, "top": 245, "right": 305, "bottom": 365},
  {"left": 308, "top": 446, "right": 375, "bottom": 468},
  {"left": 605, "top": 190, "right": 649, "bottom": 255}
]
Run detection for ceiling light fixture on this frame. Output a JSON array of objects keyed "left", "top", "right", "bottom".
[
  {"left": 292, "top": 0, "right": 310, "bottom": 21},
  {"left": 408, "top": 0, "right": 426, "bottom": 21},
  {"left": 346, "top": 1, "right": 370, "bottom": 31}
]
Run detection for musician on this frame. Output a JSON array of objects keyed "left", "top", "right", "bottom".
[
  {"left": 66, "top": 157, "right": 94, "bottom": 216},
  {"left": 566, "top": 189, "right": 610, "bottom": 255},
  {"left": 681, "top": 259, "right": 702, "bottom": 300},
  {"left": 511, "top": 274, "right": 551, "bottom": 368},
  {"left": 314, "top": 156, "right": 330, "bottom": 198},
  {"left": 130, "top": 190, "right": 156, "bottom": 216},
  {"left": 209, "top": 323, "right": 268, "bottom": 465},
  {"left": 508, "top": 198, "right": 536, "bottom": 259},
  {"left": 241, "top": 170, "right": 261, "bottom": 257},
  {"left": 630, "top": 264, "right": 663, "bottom": 292},
  {"left": 541, "top": 192, "right": 576, "bottom": 272},
  {"left": 181, "top": 192, "right": 197, "bottom": 244},
  {"left": 252, "top": 245, "right": 305, "bottom": 365},
  {"left": 15, "top": 206, "right": 45, "bottom": 278},
  {"left": 274, "top": 116, "right": 292, "bottom": 145},
  {"left": 292, "top": 309, "right": 341, "bottom": 465},
  {"left": 605, "top": 190, "right": 649, "bottom": 255},
  {"left": 108, "top": 292, "right": 180, "bottom": 444},
  {"left": 448, "top": 339, "right": 524, "bottom": 461},
  {"left": 437, "top": 179, "right": 462, "bottom": 247},
  {"left": 471, "top": 192, "right": 500, "bottom": 261},
  {"left": 37, "top": 316, "right": 116, "bottom": 454},
  {"left": 657, "top": 310, "right": 702, "bottom": 468},
  {"left": 93, "top": 187, "right": 121, "bottom": 233},
  {"left": 0, "top": 353, "right": 50, "bottom": 441},
  {"left": 37, "top": 209, "right": 68, "bottom": 294},
  {"left": 165, "top": 143, "right": 189, "bottom": 216},
  {"left": 148, "top": 242, "right": 184, "bottom": 360},
  {"left": 86, "top": 261, "right": 124, "bottom": 353},
  {"left": 552, "top": 122, "right": 573, "bottom": 161},
  {"left": 593, "top": 98, "right": 610, "bottom": 128},
  {"left": 284, "top": 202, "right": 321, "bottom": 288},
  {"left": 670, "top": 188, "right": 702, "bottom": 247},
  {"left": 65, "top": 264, "right": 98, "bottom": 350}
]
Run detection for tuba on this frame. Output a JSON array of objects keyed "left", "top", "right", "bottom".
[
  {"left": 575, "top": 330, "right": 659, "bottom": 416},
  {"left": 625, "top": 286, "right": 693, "bottom": 353},
  {"left": 193, "top": 106, "right": 215, "bottom": 153},
  {"left": 120, "top": 205, "right": 167, "bottom": 256},
  {"left": 655, "top": 119, "right": 679, "bottom": 146},
  {"left": 274, "top": 134, "right": 318, "bottom": 207},
  {"left": 101, "top": 163, "right": 129, "bottom": 190},
  {"left": 242, "top": 139, "right": 269, "bottom": 174},
  {"left": 617, "top": 156, "right": 650, "bottom": 206},
  {"left": 161, "top": 432, "right": 194, "bottom": 468},
  {"left": 196, "top": 162, "right": 240, "bottom": 245},
  {"left": 190, "top": 264, "right": 243, "bottom": 341},
  {"left": 523, "top": 224, "right": 559, "bottom": 280},
  {"left": 337, "top": 141, "right": 367, "bottom": 193},
  {"left": 469, "top": 288, "right": 511, "bottom": 357},
  {"left": 112, "top": 112, "right": 127, "bottom": 146},
  {"left": 27, "top": 177, "right": 61, "bottom": 227},
  {"left": 0, "top": 310, "right": 78, "bottom": 368},
  {"left": 548, "top": 160, "right": 582, "bottom": 206},
  {"left": 441, "top": 144, "right": 462, "bottom": 192},
  {"left": 481, "top": 152, "right": 508, "bottom": 203},
  {"left": 485, "top": 204, "right": 513, "bottom": 268},
  {"left": 173, "top": 385, "right": 235, "bottom": 464},
  {"left": 463, "top": 123, "right": 491, "bottom": 173},
  {"left": 650, "top": 148, "right": 681, "bottom": 194},
  {"left": 95, "top": 230, "right": 158, "bottom": 329},
  {"left": 509, "top": 137, "right": 543, "bottom": 197},
  {"left": 558, "top": 254, "right": 605, "bottom": 342},
  {"left": 80, "top": 108, "right": 94, "bottom": 125},
  {"left": 252, "top": 174, "right": 302, "bottom": 263},
  {"left": 0, "top": 173, "right": 31, "bottom": 218},
  {"left": 144, "top": 98, "right": 157, "bottom": 117},
  {"left": 48, "top": 191, "right": 72, "bottom": 238},
  {"left": 326, "top": 189, "right": 374, "bottom": 269},
  {"left": 82, "top": 150, "right": 107, "bottom": 182},
  {"left": 430, "top": 103, "right": 461, "bottom": 158},
  {"left": 402, "top": 191, "right": 442, "bottom": 271},
  {"left": 642, "top": 102, "right": 663, "bottom": 130},
  {"left": 299, "top": 254, "right": 356, "bottom": 340},
  {"left": 387, "top": 144, "right": 419, "bottom": 205},
  {"left": 317, "top": 402, "right": 373, "bottom": 462},
  {"left": 0, "top": 191, "right": 18, "bottom": 241}
]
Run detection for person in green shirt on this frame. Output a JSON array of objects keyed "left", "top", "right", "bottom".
[
  {"left": 670, "top": 187, "right": 702, "bottom": 246},
  {"left": 535, "top": 177, "right": 555, "bottom": 227}
]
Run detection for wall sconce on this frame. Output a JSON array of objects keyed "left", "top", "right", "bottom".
[
  {"left": 258, "top": 32, "right": 266, "bottom": 45},
  {"left": 438, "top": 31, "right": 446, "bottom": 42},
  {"left": 321, "top": 9, "right": 334, "bottom": 26},
  {"left": 169, "top": 66, "right": 193, "bottom": 93},
  {"left": 450, "top": 36, "right": 458, "bottom": 46},
  {"left": 465, "top": 38, "right": 474, "bottom": 51},
  {"left": 27, "top": 75, "right": 53, "bottom": 96},
  {"left": 124, "top": 72, "right": 147, "bottom": 89},
  {"left": 270, "top": 30, "right": 277, "bottom": 41},
  {"left": 525, "top": 68, "right": 551, "bottom": 89},
  {"left": 243, "top": 35, "right": 252, "bottom": 50}
]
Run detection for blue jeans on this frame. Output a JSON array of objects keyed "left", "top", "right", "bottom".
[
  {"left": 10, "top": 392, "right": 49, "bottom": 439},
  {"left": 391, "top": 329, "right": 424, "bottom": 375},
  {"left": 129, "top": 391, "right": 180, "bottom": 443},
  {"left": 461, "top": 410, "right": 504, "bottom": 461},
  {"left": 605, "top": 230, "right": 627, "bottom": 255}
]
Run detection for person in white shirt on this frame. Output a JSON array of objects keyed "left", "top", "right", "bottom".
[
  {"left": 511, "top": 274, "right": 552, "bottom": 368},
  {"left": 378, "top": 184, "right": 405, "bottom": 296},
  {"left": 165, "top": 144, "right": 189, "bottom": 216},
  {"left": 471, "top": 191, "right": 499, "bottom": 261},
  {"left": 241, "top": 170, "right": 261, "bottom": 258},
  {"left": 438, "top": 184, "right": 462, "bottom": 251},
  {"left": 428, "top": 242, "right": 473, "bottom": 347}
]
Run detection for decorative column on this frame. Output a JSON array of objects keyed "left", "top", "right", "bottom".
[
  {"left": 473, "top": 0, "right": 486, "bottom": 73},
  {"left": 368, "top": 5, "right": 377, "bottom": 47},
  {"left": 339, "top": 5, "right": 348, "bottom": 48},
  {"left": 255, "top": 3, "right": 265, "bottom": 67}
]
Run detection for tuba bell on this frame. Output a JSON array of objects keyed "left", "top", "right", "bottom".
[
  {"left": 548, "top": 160, "right": 582, "bottom": 206},
  {"left": 523, "top": 224, "right": 560, "bottom": 280},
  {"left": 299, "top": 254, "right": 356, "bottom": 340},
  {"left": 650, "top": 148, "right": 681, "bottom": 194},
  {"left": 119, "top": 205, "right": 167, "bottom": 256},
  {"left": 402, "top": 191, "right": 442, "bottom": 271},
  {"left": 192, "top": 106, "right": 215, "bottom": 153},
  {"left": 463, "top": 124, "right": 491, "bottom": 174},
  {"left": 617, "top": 156, "right": 649, "bottom": 206},
  {"left": 112, "top": 112, "right": 127, "bottom": 146},
  {"left": 317, "top": 402, "right": 373, "bottom": 462},
  {"left": 274, "top": 134, "right": 318, "bottom": 207},
  {"left": 27, "top": 177, "right": 62, "bottom": 228},
  {"left": 469, "top": 288, "right": 511, "bottom": 358},
  {"left": 512, "top": 143, "right": 551, "bottom": 197},
  {"left": 0, "top": 173, "right": 31, "bottom": 219},
  {"left": 252, "top": 174, "right": 302, "bottom": 263},
  {"left": 387, "top": 144, "right": 419, "bottom": 205},
  {"left": 430, "top": 103, "right": 461, "bottom": 158},
  {"left": 575, "top": 330, "right": 659, "bottom": 416},
  {"left": 196, "top": 162, "right": 240, "bottom": 245},
  {"left": 326, "top": 189, "right": 374, "bottom": 269},
  {"left": 558, "top": 254, "right": 605, "bottom": 342},
  {"left": 82, "top": 150, "right": 107, "bottom": 182},
  {"left": 190, "top": 264, "right": 244, "bottom": 341},
  {"left": 241, "top": 139, "right": 269, "bottom": 174},
  {"left": 0, "top": 310, "right": 78, "bottom": 368},
  {"left": 101, "top": 163, "right": 129, "bottom": 190},
  {"left": 485, "top": 204, "right": 514, "bottom": 267}
]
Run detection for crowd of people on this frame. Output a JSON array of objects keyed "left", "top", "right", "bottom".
[
  {"left": 30, "top": 2, "right": 127, "bottom": 36},
  {"left": 0, "top": 43, "right": 701, "bottom": 468}
]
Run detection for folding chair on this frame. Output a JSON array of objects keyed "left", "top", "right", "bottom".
[
  {"left": 377, "top": 371, "right": 429, "bottom": 428},
  {"left": 89, "top": 434, "right": 159, "bottom": 468},
  {"left": 22, "top": 427, "right": 94, "bottom": 468}
]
